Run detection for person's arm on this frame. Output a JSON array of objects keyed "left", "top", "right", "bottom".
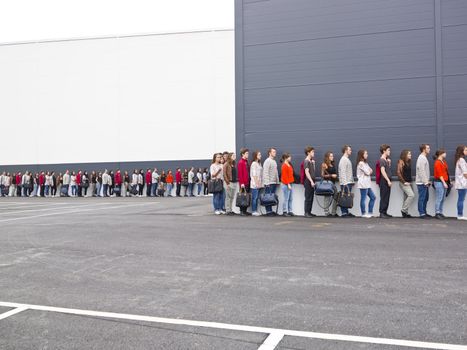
[
  {"left": 380, "top": 161, "right": 392, "bottom": 186},
  {"left": 437, "top": 161, "right": 448, "bottom": 189},
  {"left": 304, "top": 161, "right": 315, "bottom": 187},
  {"left": 396, "top": 160, "right": 406, "bottom": 184}
]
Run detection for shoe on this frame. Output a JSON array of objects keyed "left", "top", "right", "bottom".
[
  {"left": 380, "top": 213, "right": 391, "bottom": 219},
  {"left": 252, "top": 212, "right": 261, "bottom": 217},
  {"left": 401, "top": 211, "right": 408, "bottom": 218},
  {"left": 220, "top": 211, "right": 226, "bottom": 215},
  {"left": 304, "top": 213, "right": 314, "bottom": 218},
  {"left": 440, "top": 213, "right": 446, "bottom": 218},
  {"left": 457, "top": 217, "right": 467, "bottom": 220},
  {"left": 282, "top": 213, "right": 289, "bottom": 217},
  {"left": 435, "top": 213, "right": 444, "bottom": 220},
  {"left": 347, "top": 213, "right": 355, "bottom": 218},
  {"left": 214, "top": 211, "right": 221, "bottom": 215},
  {"left": 419, "top": 215, "right": 428, "bottom": 219},
  {"left": 385, "top": 213, "right": 393, "bottom": 218},
  {"left": 425, "top": 214, "right": 433, "bottom": 218},
  {"left": 288, "top": 212, "right": 295, "bottom": 217},
  {"left": 362, "top": 214, "right": 371, "bottom": 218}
]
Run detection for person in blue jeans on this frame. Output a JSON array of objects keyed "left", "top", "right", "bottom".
[
  {"left": 262, "top": 148, "right": 279, "bottom": 216},
  {"left": 250, "top": 151, "right": 263, "bottom": 216},
  {"left": 416, "top": 144, "right": 431, "bottom": 218},
  {"left": 356, "top": 149, "right": 376, "bottom": 218},
  {"left": 210, "top": 153, "right": 225, "bottom": 215},
  {"left": 454, "top": 145, "right": 467, "bottom": 220}
]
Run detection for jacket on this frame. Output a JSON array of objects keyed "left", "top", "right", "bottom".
[{"left": 237, "top": 158, "right": 249, "bottom": 186}]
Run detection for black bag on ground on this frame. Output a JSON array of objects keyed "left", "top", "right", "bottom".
[
  {"left": 207, "top": 179, "right": 223, "bottom": 194},
  {"left": 337, "top": 185, "right": 354, "bottom": 208},
  {"left": 130, "top": 185, "right": 138, "bottom": 195},
  {"left": 236, "top": 188, "right": 251, "bottom": 208}
]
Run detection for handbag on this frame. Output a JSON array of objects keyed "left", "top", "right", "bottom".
[
  {"left": 236, "top": 188, "right": 251, "bottom": 208},
  {"left": 315, "top": 180, "right": 335, "bottom": 196},
  {"left": 337, "top": 185, "right": 354, "bottom": 208},
  {"left": 207, "top": 179, "right": 223, "bottom": 194},
  {"left": 260, "top": 188, "right": 279, "bottom": 207}
]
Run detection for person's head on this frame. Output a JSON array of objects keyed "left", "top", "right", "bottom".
[
  {"left": 212, "top": 153, "right": 222, "bottom": 164},
  {"left": 454, "top": 145, "right": 467, "bottom": 164},
  {"left": 304, "top": 146, "right": 315, "bottom": 159},
  {"left": 399, "top": 149, "right": 412, "bottom": 164},
  {"left": 134, "top": 169, "right": 138, "bottom": 174},
  {"left": 240, "top": 148, "right": 249, "bottom": 160},
  {"left": 66, "top": 170, "right": 69, "bottom": 174},
  {"left": 342, "top": 145, "right": 352, "bottom": 156},
  {"left": 434, "top": 148, "right": 446, "bottom": 161},
  {"left": 380, "top": 144, "right": 391, "bottom": 157},
  {"left": 198, "top": 168, "right": 202, "bottom": 172},
  {"left": 268, "top": 148, "right": 277, "bottom": 159},
  {"left": 420, "top": 144, "right": 430, "bottom": 155},
  {"left": 324, "top": 151, "right": 334, "bottom": 165},
  {"left": 72, "top": 171, "right": 75, "bottom": 175},
  {"left": 252, "top": 150, "right": 262, "bottom": 163},
  {"left": 222, "top": 152, "right": 229, "bottom": 161},
  {"left": 168, "top": 170, "right": 172, "bottom": 174},
  {"left": 226, "top": 152, "right": 235, "bottom": 165},
  {"left": 281, "top": 153, "right": 291, "bottom": 163},
  {"left": 356, "top": 149, "right": 368, "bottom": 163}
]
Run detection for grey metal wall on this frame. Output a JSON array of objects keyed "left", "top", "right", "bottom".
[{"left": 235, "top": 0, "right": 467, "bottom": 169}]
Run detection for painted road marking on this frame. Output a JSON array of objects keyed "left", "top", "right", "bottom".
[
  {"left": 0, "top": 301, "right": 465, "bottom": 350},
  {"left": 258, "top": 332, "right": 284, "bottom": 350},
  {"left": 0, "top": 306, "right": 28, "bottom": 320},
  {"left": 0, "top": 203, "right": 112, "bottom": 216},
  {"left": 0, "top": 202, "right": 159, "bottom": 224}
]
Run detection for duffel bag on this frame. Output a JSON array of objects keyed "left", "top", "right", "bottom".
[{"left": 315, "top": 180, "right": 335, "bottom": 196}]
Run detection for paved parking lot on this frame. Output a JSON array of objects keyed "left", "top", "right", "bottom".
[{"left": 0, "top": 197, "right": 466, "bottom": 349}]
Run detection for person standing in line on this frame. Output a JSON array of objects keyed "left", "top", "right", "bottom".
[
  {"left": 21, "top": 171, "right": 27, "bottom": 197},
  {"left": 90, "top": 171, "right": 97, "bottom": 197},
  {"left": 96, "top": 172, "right": 103, "bottom": 197},
  {"left": 166, "top": 170, "right": 174, "bottom": 197},
  {"left": 114, "top": 170, "right": 122, "bottom": 197},
  {"left": 76, "top": 171, "right": 82, "bottom": 197},
  {"left": 63, "top": 170, "right": 71, "bottom": 197},
  {"left": 188, "top": 167, "right": 195, "bottom": 197},
  {"left": 250, "top": 151, "right": 263, "bottom": 217},
  {"left": 101, "top": 170, "right": 109, "bottom": 197},
  {"left": 454, "top": 145, "right": 467, "bottom": 220},
  {"left": 70, "top": 171, "right": 77, "bottom": 197},
  {"left": 82, "top": 171, "right": 89, "bottom": 197},
  {"left": 29, "top": 173, "right": 36, "bottom": 197},
  {"left": 145, "top": 169, "right": 152, "bottom": 197},
  {"left": 378, "top": 144, "right": 393, "bottom": 218},
  {"left": 338, "top": 145, "right": 355, "bottom": 217},
  {"left": 433, "top": 149, "right": 449, "bottom": 220},
  {"left": 321, "top": 152, "right": 339, "bottom": 217},
  {"left": 280, "top": 153, "right": 295, "bottom": 217},
  {"left": 238, "top": 148, "right": 250, "bottom": 215},
  {"left": 130, "top": 169, "right": 138, "bottom": 197},
  {"left": 51, "top": 172, "right": 57, "bottom": 197},
  {"left": 138, "top": 170, "right": 144, "bottom": 197},
  {"left": 210, "top": 153, "right": 225, "bottom": 215},
  {"left": 151, "top": 168, "right": 159, "bottom": 197},
  {"left": 223, "top": 153, "right": 237, "bottom": 215},
  {"left": 123, "top": 171, "right": 130, "bottom": 197},
  {"left": 57, "top": 172, "right": 63, "bottom": 197},
  {"left": 416, "top": 144, "right": 431, "bottom": 218},
  {"left": 38, "top": 171, "right": 45, "bottom": 197},
  {"left": 303, "top": 146, "right": 317, "bottom": 218},
  {"left": 10, "top": 172, "right": 17, "bottom": 197},
  {"left": 175, "top": 168, "right": 182, "bottom": 197},
  {"left": 356, "top": 149, "right": 376, "bottom": 218},
  {"left": 4, "top": 173, "right": 11, "bottom": 197},
  {"left": 16, "top": 172, "right": 22, "bottom": 197},
  {"left": 203, "top": 168, "right": 209, "bottom": 196},
  {"left": 158, "top": 171, "right": 166, "bottom": 197},
  {"left": 0, "top": 172, "right": 6, "bottom": 197},
  {"left": 196, "top": 168, "right": 203, "bottom": 196},
  {"left": 45, "top": 171, "right": 52, "bottom": 197},
  {"left": 397, "top": 150, "right": 415, "bottom": 218},
  {"left": 108, "top": 170, "right": 115, "bottom": 196},
  {"left": 182, "top": 169, "right": 189, "bottom": 197},
  {"left": 262, "top": 148, "right": 280, "bottom": 216}
]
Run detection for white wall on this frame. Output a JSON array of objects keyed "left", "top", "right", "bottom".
[{"left": 0, "top": 30, "right": 235, "bottom": 165}]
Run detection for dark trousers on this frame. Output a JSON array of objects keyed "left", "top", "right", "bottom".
[
  {"left": 304, "top": 179, "right": 315, "bottom": 215},
  {"left": 51, "top": 186, "right": 57, "bottom": 196},
  {"left": 176, "top": 183, "right": 181, "bottom": 196},
  {"left": 103, "top": 184, "right": 109, "bottom": 197},
  {"left": 40, "top": 185, "right": 45, "bottom": 197},
  {"left": 78, "top": 185, "right": 82, "bottom": 197},
  {"left": 146, "top": 183, "right": 152, "bottom": 197},
  {"left": 17, "top": 185, "right": 22, "bottom": 197},
  {"left": 379, "top": 180, "right": 391, "bottom": 214}
]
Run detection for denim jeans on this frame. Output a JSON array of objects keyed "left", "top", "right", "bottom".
[
  {"left": 434, "top": 181, "right": 446, "bottom": 214},
  {"left": 188, "top": 183, "right": 195, "bottom": 196},
  {"left": 458, "top": 189, "right": 466, "bottom": 217},
  {"left": 251, "top": 188, "right": 260, "bottom": 213},
  {"left": 71, "top": 185, "right": 77, "bottom": 196},
  {"left": 167, "top": 183, "right": 173, "bottom": 196},
  {"left": 281, "top": 184, "right": 293, "bottom": 213},
  {"left": 102, "top": 184, "right": 108, "bottom": 197},
  {"left": 96, "top": 183, "right": 101, "bottom": 197},
  {"left": 340, "top": 184, "right": 353, "bottom": 215},
  {"left": 197, "top": 183, "right": 202, "bottom": 195},
  {"left": 265, "top": 184, "right": 277, "bottom": 213},
  {"left": 417, "top": 184, "right": 429, "bottom": 216},
  {"left": 359, "top": 188, "right": 376, "bottom": 215},
  {"left": 213, "top": 191, "right": 223, "bottom": 211},
  {"left": 45, "top": 185, "right": 50, "bottom": 196},
  {"left": 151, "top": 183, "right": 158, "bottom": 196}
]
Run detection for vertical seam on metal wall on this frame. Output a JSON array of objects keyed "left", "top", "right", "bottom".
[
  {"left": 434, "top": 0, "right": 444, "bottom": 148},
  {"left": 235, "top": 0, "right": 245, "bottom": 150}
]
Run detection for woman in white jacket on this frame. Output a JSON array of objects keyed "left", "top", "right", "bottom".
[{"left": 356, "top": 149, "right": 376, "bottom": 218}]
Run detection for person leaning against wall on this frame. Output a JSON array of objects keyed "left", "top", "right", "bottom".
[
  {"left": 338, "top": 145, "right": 355, "bottom": 217},
  {"left": 397, "top": 150, "right": 415, "bottom": 218},
  {"left": 238, "top": 148, "right": 251, "bottom": 216},
  {"left": 433, "top": 149, "right": 449, "bottom": 220},
  {"left": 356, "top": 149, "right": 376, "bottom": 218},
  {"left": 262, "top": 148, "right": 280, "bottom": 216},
  {"left": 303, "top": 146, "right": 317, "bottom": 218},
  {"left": 223, "top": 152, "right": 237, "bottom": 215},
  {"left": 416, "top": 144, "right": 431, "bottom": 219},
  {"left": 454, "top": 144, "right": 467, "bottom": 220},
  {"left": 378, "top": 144, "right": 393, "bottom": 218},
  {"left": 250, "top": 150, "right": 263, "bottom": 217}
]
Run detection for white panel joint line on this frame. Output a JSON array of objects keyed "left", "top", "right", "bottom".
[
  {"left": 0, "top": 306, "right": 28, "bottom": 320},
  {"left": 257, "top": 332, "right": 285, "bottom": 350},
  {"left": 0, "top": 302, "right": 466, "bottom": 350}
]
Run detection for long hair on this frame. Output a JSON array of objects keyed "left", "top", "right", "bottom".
[
  {"left": 252, "top": 150, "right": 261, "bottom": 163},
  {"left": 433, "top": 148, "right": 446, "bottom": 161},
  {"left": 212, "top": 153, "right": 220, "bottom": 164},
  {"left": 400, "top": 149, "right": 411, "bottom": 165},
  {"left": 455, "top": 145, "right": 466, "bottom": 165},
  {"left": 226, "top": 152, "right": 235, "bottom": 166},
  {"left": 356, "top": 149, "right": 367, "bottom": 164},
  {"left": 323, "top": 151, "right": 334, "bottom": 167}
]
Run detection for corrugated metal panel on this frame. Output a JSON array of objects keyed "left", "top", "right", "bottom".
[{"left": 441, "top": 0, "right": 467, "bottom": 26}]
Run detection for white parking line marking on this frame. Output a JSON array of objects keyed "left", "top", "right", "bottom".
[
  {"left": 258, "top": 332, "right": 284, "bottom": 350},
  {"left": 0, "top": 301, "right": 465, "bottom": 350},
  {"left": 0, "top": 306, "right": 28, "bottom": 320},
  {"left": 0, "top": 202, "right": 159, "bottom": 224},
  {"left": 0, "top": 203, "right": 111, "bottom": 216}
]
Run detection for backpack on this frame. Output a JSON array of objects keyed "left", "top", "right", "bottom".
[
  {"left": 299, "top": 161, "right": 305, "bottom": 185},
  {"left": 375, "top": 159, "right": 381, "bottom": 185}
]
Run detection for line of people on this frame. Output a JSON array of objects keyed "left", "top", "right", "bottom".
[
  {"left": 0, "top": 168, "right": 211, "bottom": 198},
  {"left": 209, "top": 144, "right": 467, "bottom": 220}
]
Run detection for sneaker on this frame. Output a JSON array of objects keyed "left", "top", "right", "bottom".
[
  {"left": 435, "top": 213, "right": 444, "bottom": 220},
  {"left": 282, "top": 212, "right": 289, "bottom": 217},
  {"left": 214, "top": 211, "right": 221, "bottom": 215},
  {"left": 380, "top": 213, "right": 391, "bottom": 219},
  {"left": 304, "top": 213, "right": 314, "bottom": 218},
  {"left": 220, "top": 211, "right": 226, "bottom": 215},
  {"left": 347, "top": 213, "right": 356, "bottom": 218},
  {"left": 288, "top": 212, "right": 295, "bottom": 217},
  {"left": 252, "top": 212, "right": 261, "bottom": 217},
  {"left": 362, "top": 214, "right": 371, "bottom": 218}
]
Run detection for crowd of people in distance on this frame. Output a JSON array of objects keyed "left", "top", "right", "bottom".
[
  {"left": 209, "top": 144, "right": 467, "bottom": 220},
  {"left": 0, "top": 168, "right": 209, "bottom": 198}
]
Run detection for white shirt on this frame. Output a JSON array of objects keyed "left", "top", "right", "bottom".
[
  {"left": 250, "top": 161, "right": 263, "bottom": 189},
  {"left": 455, "top": 158, "right": 467, "bottom": 190},
  {"left": 188, "top": 170, "right": 195, "bottom": 183},
  {"left": 356, "top": 161, "right": 372, "bottom": 189},
  {"left": 152, "top": 171, "right": 159, "bottom": 183},
  {"left": 131, "top": 173, "right": 138, "bottom": 185}
]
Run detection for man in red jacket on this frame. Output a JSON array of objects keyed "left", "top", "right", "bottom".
[
  {"left": 115, "top": 170, "right": 122, "bottom": 197},
  {"left": 145, "top": 169, "right": 152, "bottom": 197},
  {"left": 39, "top": 172, "right": 45, "bottom": 197},
  {"left": 237, "top": 148, "right": 250, "bottom": 215},
  {"left": 16, "top": 172, "right": 22, "bottom": 197},
  {"left": 76, "top": 171, "right": 82, "bottom": 197},
  {"left": 175, "top": 168, "right": 182, "bottom": 197}
]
